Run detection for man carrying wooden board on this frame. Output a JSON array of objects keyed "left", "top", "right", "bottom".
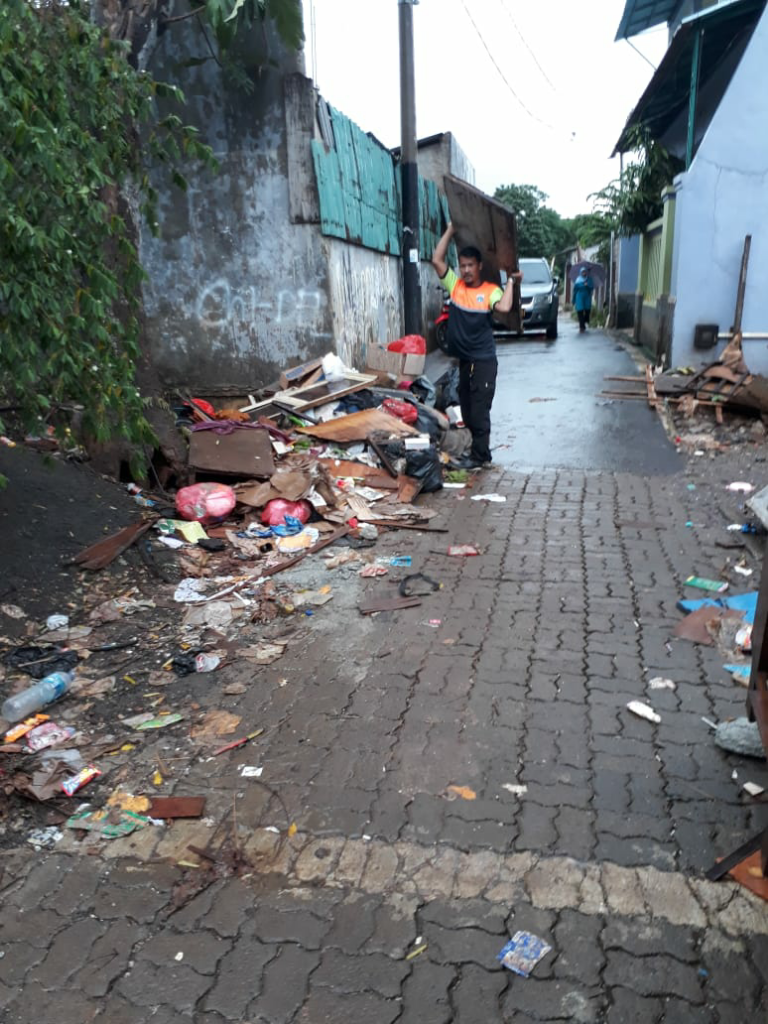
[{"left": 432, "top": 221, "right": 520, "bottom": 469}]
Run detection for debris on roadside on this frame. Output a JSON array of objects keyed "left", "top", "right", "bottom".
[
  {"left": 626, "top": 701, "right": 661, "bottom": 724},
  {"left": 497, "top": 932, "right": 553, "bottom": 977}
]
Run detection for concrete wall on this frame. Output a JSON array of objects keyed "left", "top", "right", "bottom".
[
  {"left": 140, "top": 24, "right": 445, "bottom": 393},
  {"left": 670, "top": 5, "right": 768, "bottom": 370},
  {"left": 140, "top": 22, "right": 334, "bottom": 394},
  {"left": 417, "top": 133, "right": 476, "bottom": 188}
]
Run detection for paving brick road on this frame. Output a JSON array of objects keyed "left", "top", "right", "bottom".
[{"left": 1, "top": 327, "right": 767, "bottom": 1022}]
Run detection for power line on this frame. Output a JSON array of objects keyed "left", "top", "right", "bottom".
[
  {"left": 498, "top": 0, "right": 557, "bottom": 93},
  {"left": 459, "top": 0, "right": 553, "bottom": 129}
]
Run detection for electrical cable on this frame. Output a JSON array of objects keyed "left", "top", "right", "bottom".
[
  {"left": 498, "top": 0, "right": 557, "bottom": 92},
  {"left": 459, "top": 0, "right": 553, "bottom": 129}
]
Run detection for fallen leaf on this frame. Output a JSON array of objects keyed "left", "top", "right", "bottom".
[
  {"left": 239, "top": 642, "right": 287, "bottom": 665},
  {"left": 190, "top": 710, "right": 242, "bottom": 741},
  {"left": 446, "top": 785, "right": 476, "bottom": 801},
  {"left": 73, "top": 675, "right": 116, "bottom": 698}
]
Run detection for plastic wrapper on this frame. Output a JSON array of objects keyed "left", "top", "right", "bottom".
[
  {"left": 175, "top": 482, "right": 236, "bottom": 524},
  {"left": 25, "top": 722, "right": 76, "bottom": 752},
  {"left": 5, "top": 713, "right": 49, "bottom": 743},
  {"left": 382, "top": 398, "right": 418, "bottom": 425},
  {"left": 61, "top": 764, "right": 101, "bottom": 796}
]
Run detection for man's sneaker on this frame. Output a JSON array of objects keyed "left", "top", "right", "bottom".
[{"left": 448, "top": 455, "right": 484, "bottom": 470}]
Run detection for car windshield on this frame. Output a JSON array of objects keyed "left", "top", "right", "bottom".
[{"left": 519, "top": 261, "right": 552, "bottom": 284}]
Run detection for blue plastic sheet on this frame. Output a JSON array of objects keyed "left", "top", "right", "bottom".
[{"left": 677, "top": 591, "right": 758, "bottom": 625}]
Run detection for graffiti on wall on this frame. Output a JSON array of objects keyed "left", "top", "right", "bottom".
[{"left": 195, "top": 279, "right": 332, "bottom": 339}]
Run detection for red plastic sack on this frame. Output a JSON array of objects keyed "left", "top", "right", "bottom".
[
  {"left": 261, "top": 498, "right": 312, "bottom": 527},
  {"left": 176, "top": 482, "right": 236, "bottom": 524},
  {"left": 387, "top": 334, "right": 426, "bottom": 355},
  {"left": 190, "top": 398, "right": 215, "bottom": 417},
  {"left": 382, "top": 398, "right": 418, "bottom": 424}
]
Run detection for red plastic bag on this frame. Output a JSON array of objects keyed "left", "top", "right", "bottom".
[
  {"left": 190, "top": 398, "right": 215, "bottom": 417},
  {"left": 382, "top": 398, "right": 418, "bottom": 424},
  {"left": 176, "top": 482, "right": 236, "bottom": 524},
  {"left": 387, "top": 334, "right": 426, "bottom": 355},
  {"left": 261, "top": 498, "right": 312, "bottom": 527}
]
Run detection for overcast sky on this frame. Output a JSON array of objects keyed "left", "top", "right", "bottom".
[{"left": 308, "top": 0, "right": 668, "bottom": 217}]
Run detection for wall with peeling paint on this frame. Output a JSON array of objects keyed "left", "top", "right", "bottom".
[
  {"left": 140, "top": 23, "right": 335, "bottom": 395},
  {"left": 140, "top": 25, "right": 448, "bottom": 394}
]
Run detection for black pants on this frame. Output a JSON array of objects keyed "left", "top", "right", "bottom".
[
  {"left": 577, "top": 308, "right": 591, "bottom": 331},
  {"left": 458, "top": 358, "right": 497, "bottom": 464}
]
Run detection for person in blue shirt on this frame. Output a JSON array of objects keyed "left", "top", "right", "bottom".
[{"left": 573, "top": 268, "right": 594, "bottom": 332}]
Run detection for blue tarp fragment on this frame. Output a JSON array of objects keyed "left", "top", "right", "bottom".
[{"left": 677, "top": 591, "right": 758, "bottom": 625}]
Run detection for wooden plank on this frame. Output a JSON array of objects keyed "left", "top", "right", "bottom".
[
  {"left": 733, "top": 234, "right": 752, "bottom": 334},
  {"left": 297, "top": 409, "right": 419, "bottom": 442},
  {"left": 189, "top": 427, "right": 275, "bottom": 478},
  {"left": 273, "top": 372, "right": 378, "bottom": 413},
  {"left": 149, "top": 797, "right": 206, "bottom": 819},
  {"left": 71, "top": 520, "right": 153, "bottom": 571},
  {"left": 443, "top": 174, "right": 521, "bottom": 332},
  {"left": 284, "top": 74, "right": 320, "bottom": 225}
]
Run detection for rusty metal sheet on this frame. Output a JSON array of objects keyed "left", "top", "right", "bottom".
[{"left": 443, "top": 174, "right": 521, "bottom": 331}]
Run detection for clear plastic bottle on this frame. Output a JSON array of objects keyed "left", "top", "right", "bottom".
[{"left": 1, "top": 670, "right": 74, "bottom": 723}]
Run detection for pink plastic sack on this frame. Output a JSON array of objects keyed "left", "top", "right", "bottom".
[
  {"left": 175, "top": 482, "right": 236, "bottom": 524},
  {"left": 388, "top": 334, "right": 426, "bottom": 355},
  {"left": 261, "top": 498, "right": 312, "bottom": 527}
]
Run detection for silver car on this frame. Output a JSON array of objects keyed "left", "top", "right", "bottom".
[{"left": 517, "top": 257, "right": 559, "bottom": 340}]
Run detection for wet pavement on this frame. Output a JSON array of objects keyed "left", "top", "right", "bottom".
[
  {"left": 2, "top": 321, "right": 767, "bottom": 1023},
  {"left": 431, "top": 316, "right": 683, "bottom": 475}
]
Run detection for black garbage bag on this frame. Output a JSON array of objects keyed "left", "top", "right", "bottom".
[
  {"left": 3, "top": 646, "right": 80, "bottom": 680},
  {"left": 413, "top": 408, "right": 442, "bottom": 443},
  {"left": 434, "top": 367, "right": 460, "bottom": 411},
  {"left": 409, "top": 376, "right": 437, "bottom": 407},
  {"left": 405, "top": 447, "right": 443, "bottom": 492}
]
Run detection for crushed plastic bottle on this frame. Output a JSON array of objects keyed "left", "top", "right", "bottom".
[{"left": 1, "top": 671, "right": 74, "bottom": 723}]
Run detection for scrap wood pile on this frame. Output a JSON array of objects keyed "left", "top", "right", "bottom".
[
  {"left": 0, "top": 341, "right": 475, "bottom": 851},
  {"left": 601, "top": 333, "right": 768, "bottom": 426}
]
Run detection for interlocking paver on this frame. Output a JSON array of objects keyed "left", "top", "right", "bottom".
[{"left": 3, "top": 429, "right": 768, "bottom": 1024}]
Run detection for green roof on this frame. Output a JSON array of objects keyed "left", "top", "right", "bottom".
[
  {"left": 614, "top": 0, "right": 766, "bottom": 154},
  {"left": 615, "top": 0, "right": 680, "bottom": 41}
]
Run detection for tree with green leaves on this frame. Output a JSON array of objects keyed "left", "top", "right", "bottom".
[
  {"left": 591, "top": 125, "right": 683, "bottom": 237},
  {"left": 0, "top": 0, "right": 302, "bottom": 480},
  {"left": 494, "top": 183, "right": 574, "bottom": 260}
]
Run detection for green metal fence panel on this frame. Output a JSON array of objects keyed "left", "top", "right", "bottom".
[{"left": 312, "top": 106, "right": 446, "bottom": 259}]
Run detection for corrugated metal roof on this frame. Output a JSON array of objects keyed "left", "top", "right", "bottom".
[
  {"left": 615, "top": 0, "right": 680, "bottom": 40},
  {"left": 613, "top": 0, "right": 766, "bottom": 153}
]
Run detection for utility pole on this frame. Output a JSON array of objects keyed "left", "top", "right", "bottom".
[{"left": 398, "top": 0, "right": 422, "bottom": 336}]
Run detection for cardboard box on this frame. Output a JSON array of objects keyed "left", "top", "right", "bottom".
[{"left": 365, "top": 344, "right": 425, "bottom": 380}]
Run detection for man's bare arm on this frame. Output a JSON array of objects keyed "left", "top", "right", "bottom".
[
  {"left": 431, "top": 222, "right": 455, "bottom": 278},
  {"left": 493, "top": 270, "right": 523, "bottom": 314}
]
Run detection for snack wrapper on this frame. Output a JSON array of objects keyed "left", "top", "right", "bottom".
[{"left": 61, "top": 765, "right": 101, "bottom": 796}]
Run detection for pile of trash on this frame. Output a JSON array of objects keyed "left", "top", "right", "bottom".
[{"left": 0, "top": 341, "right": 484, "bottom": 851}]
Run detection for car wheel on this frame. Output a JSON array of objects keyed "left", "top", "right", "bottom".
[
  {"left": 436, "top": 321, "right": 450, "bottom": 353},
  {"left": 545, "top": 320, "right": 558, "bottom": 340}
]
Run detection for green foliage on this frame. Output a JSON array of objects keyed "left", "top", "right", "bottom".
[
  {"left": 566, "top": 212, "right": 613, "bottom": 249},
  {"left": 0, "top": 0, "right": 215, "bottom": 452},
  {"left": 494, "top": 183, "right": 575, "bottom": 260},
  {"left": 205, "top": 0, "right": 304, "bottom": 50},
  {"left": 591, "top": 125, "right": 683, "bottom": 236}
]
